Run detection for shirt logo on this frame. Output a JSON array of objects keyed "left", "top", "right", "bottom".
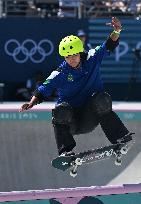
[
  {"left": 43, "top": 79, "right": 50, "bottom": 85},
  {"left": 67, "top": 73, "right": 74, "bottom": 82}
]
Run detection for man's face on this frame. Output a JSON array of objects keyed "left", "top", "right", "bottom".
[{"left": 65, "top": 53, "right": 81, "bottom": 68}]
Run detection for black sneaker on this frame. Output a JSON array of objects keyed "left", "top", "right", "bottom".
[
  {"left": 117, "top": 132, "right": 134, "bottom": 144},
  {"left": 117, "top": 133, "right": 135, "bottom": 155}
]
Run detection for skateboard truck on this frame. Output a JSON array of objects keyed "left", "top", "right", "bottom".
[
  {"left": 70, "top": 158, "right": 83, "bottom": 177},
  {"left": 114, "top": 140, "right": 134, "bottom": 166}
]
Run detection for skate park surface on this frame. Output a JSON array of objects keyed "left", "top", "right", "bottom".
[{"left": 0, "top": 102, "right": 141, "bottom": 192}]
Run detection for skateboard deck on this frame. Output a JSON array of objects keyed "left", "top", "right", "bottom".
[
  {"left": 52, "top": 143, "right": 126, "bottom": 170},
  {"left": 51, "top": 134, "right": 134, "bottom": 177}
]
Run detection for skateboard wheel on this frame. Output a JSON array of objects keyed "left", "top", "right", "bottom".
[
  {"left": 70, "top": 170, "right": 77, "bottom": 178},
  {"left": 115, "top": 158, "right": 122, "bottom": 166},
  {"left": 120, "top": 146, "right": 128, "bottom": 155},
  {"left": 75, "top": 158, "right": 82, "bottom": 166}
]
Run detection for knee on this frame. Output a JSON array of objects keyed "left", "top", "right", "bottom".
[
  {"left": 92, "top": 92, "right": 112, "bottom": 116},
  {"left": 52, "top": 102, "right": 73, "bottom": 125}
]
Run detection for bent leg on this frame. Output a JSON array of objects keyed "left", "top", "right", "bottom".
[
  {"left": 93, "top": 92, "right": 129, "bottom": 144},
  {"left": 100, "top": 111, "right": 129, "bottom": 143},
  {"left": 52, "top": 102, "right": 76, "bottom": 155}
]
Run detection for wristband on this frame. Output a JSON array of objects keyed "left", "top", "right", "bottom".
[{"left": 113, "top": 30, "right": 121, "bottom": 35}]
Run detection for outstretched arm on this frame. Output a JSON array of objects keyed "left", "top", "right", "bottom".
[
  {"left": 19, "top": 70, "right": 62, "bottom": 112},
  {"left": 19, "top": 95, "right": 39, "bottom": 112},
  {"left": 107, "top": 17, "right": 122, "bottom": 41},
  {"left": 105, "top": 17, "right": 122, "bottom": 52}
]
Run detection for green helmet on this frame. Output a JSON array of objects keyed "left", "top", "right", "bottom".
[{"left": 59, "top": 35, "right": 84, "bottom": 57}]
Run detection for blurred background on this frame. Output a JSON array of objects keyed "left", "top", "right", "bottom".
[{"left": 0, "top": 0, "right": 140, "bottom": 102}]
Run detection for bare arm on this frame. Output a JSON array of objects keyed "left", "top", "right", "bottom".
[{"left": 19, "top": 96, "right": 39, "bottom": 112}]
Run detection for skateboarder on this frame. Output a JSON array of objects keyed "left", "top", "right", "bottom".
[{"left": 19, "top": 17, "right": 133, "bottom": 157}]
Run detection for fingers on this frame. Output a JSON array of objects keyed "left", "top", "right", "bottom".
[
  {"left": 111, "top": 17, "right": 119, "bottom": 25},
  {"left": 106, "top": 17, "right": 120, "bottom": 25},
  {"left": 112, "top": 16, "right": 117, "bottom": 20},
  {"left": 19, "top": 104, "right": 29, "bottom": 112},
  {"left": 106, "top": 17, "right": 121, "bottom": 30},
  {"left": 106, "top": 17, "right": 117, "bottom": 26}
]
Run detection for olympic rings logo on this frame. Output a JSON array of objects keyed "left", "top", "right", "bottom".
[{"left": 4, "top": 39, "right": 54, "bottom": 63}]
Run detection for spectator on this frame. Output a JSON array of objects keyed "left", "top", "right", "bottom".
[
  {"left": 110, "top": 0, "right": 127, "bottom": 16},
  {"left": 26, "top": 0, "right": 37, "bottom": 17},
  {"left": 58, "top": 0, "right": 81, "bottom": 18},
  {"left": 128, "top": 0, "right": 140, "bottom": 14},
  {"left": 77, "top": 29, "right": 92, "bottom": 51}
]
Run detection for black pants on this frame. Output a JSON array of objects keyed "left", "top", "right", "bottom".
[{"left": 52, "top": 93, "right": 129, "bottom": 155}]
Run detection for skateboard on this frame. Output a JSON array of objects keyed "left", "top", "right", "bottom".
[{"left": 52, "top": 135, "right": 134, "bottom": 177}]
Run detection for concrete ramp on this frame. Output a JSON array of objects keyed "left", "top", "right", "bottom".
[{"left": 0, "top": 102, "right": 141, "bottom": 191}]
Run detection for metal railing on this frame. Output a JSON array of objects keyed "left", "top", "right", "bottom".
[
  {"left": 0, "top": 0, "right": 59, "bottom": 18},
  {"left": 0, "top": 0, "right": 140, "bottom": 18}
]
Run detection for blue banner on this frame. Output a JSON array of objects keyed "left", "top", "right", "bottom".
[{"left": 0, "top": 18, "right": 88, "bottom": 83}]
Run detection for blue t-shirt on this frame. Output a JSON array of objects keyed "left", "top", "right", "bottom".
[{"left": 37, "top": 42, "right": 110, "bottom": 107}]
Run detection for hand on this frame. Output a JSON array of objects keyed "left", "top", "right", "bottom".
[
  {"left": 19, "top": 103, "right": 33, "bottom": 112},
  {"left": 106, "top": 17, "right": 122, "bottom": 32}
]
